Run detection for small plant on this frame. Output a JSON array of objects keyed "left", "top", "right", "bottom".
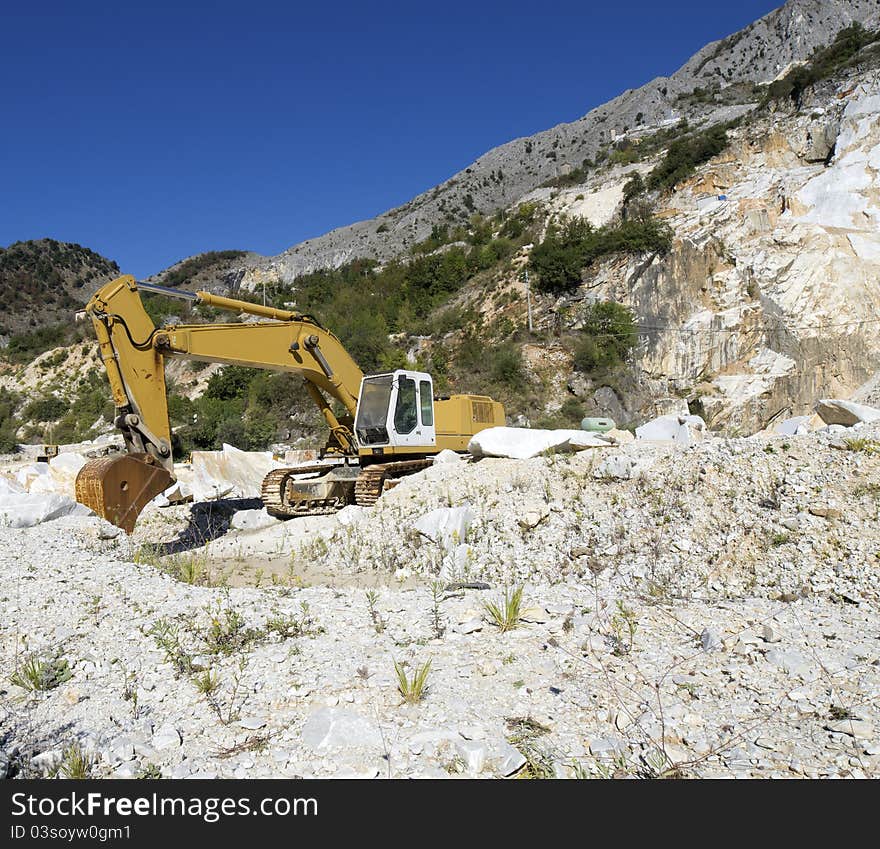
[
  {"left": 365, "top": 590, "right": 386, "bottom": 634},
  {"left": 177, "top": 554, "right": 208, "bottom": 585},
  {"left": 771, "top": 532, "right": 791, "bottom": 547},
  {"left": 609, "top": 600, "right": 638, "bottom": 656},
  {"left": 147, "top": 619, "right": 194, "bottom": 676},
  {"left": 394, "top": 658, "right": 431, "bottom": 704},
  {"left": 136, "top": 547, "right": 211, "bottom": 585},
  {"left": 594, "top": 753, "right": 632, "bottom": 779},
  {"left": 844, "top": 437, "right": 878, "bottom": 453},
  {"left": 215, "top": 733, "right": 272, "bottom": 759},
  {"left": 11, "top": 651, "right": 72, "bottom": 692},
  {"left": 429, "top": 581, "right": 446, "bottom": 639},
  {"left": 193, "top": 669, "right": 220, "bottom": 696},
  {"left": 122, "top": 667, "right": 140, "bottom": 719},
  {"left": 828, "top": 704, "right": 856, "bottom": 721},
  {"left": 86, "top": 595, "right": 102, "bottom": 622},
  {"left": 265, "top": 602, "right": 322, "bottom": 639},
  {"left": 200, "top": 603, "right": 263, "bottom": 656},
  {"left": 202, "top": 659, "right": 249, "bottom": 725},
  {"left": 483, "top": 585, "right": 525, "bottom": 633},
  {"left": 138, "top": 762, "right": 163, "bottom": 779},
  {"left": 58, "top": 743, "right": 94, "bottom": 779},
  {"left": 514, "top": 741, "right": 555, "bottom": 779}
]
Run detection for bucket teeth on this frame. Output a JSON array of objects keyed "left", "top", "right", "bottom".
[{"left": 75, "top": 453, "right": 174, "bottom": 534}]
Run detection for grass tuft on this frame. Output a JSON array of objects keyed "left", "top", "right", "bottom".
[
  {"left": 394, "top": 658, "right": 432, "bottom": 704},
  {"left": 483, "top": 585, "right": 525, "bottom": 632},
  {"left": 11, "top": 652, "right": 72, "bottom": 692},
  {"left": 58, "top": 743, "right": 94, "bottom": 779}
]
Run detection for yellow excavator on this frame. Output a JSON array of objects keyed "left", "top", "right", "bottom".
[{"left": 74, "top": 275, "right": 505, "bottom": 532}]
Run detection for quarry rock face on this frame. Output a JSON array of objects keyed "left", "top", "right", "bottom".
[{"left": 557, "top": 73, "right": 880, "bottom": 434}]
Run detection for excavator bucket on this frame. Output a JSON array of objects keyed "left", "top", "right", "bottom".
[{"left": 75, "top": 453, "right": 174, "bottom": 534}]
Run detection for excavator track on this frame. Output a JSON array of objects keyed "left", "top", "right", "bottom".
[
  {"left": 261, "top": 462, "right": 354, "bottom": 519},
  {"left": 354, "top": 458, "right": 433, "bottom": 506}
]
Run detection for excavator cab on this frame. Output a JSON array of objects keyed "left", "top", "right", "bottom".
[{"left": 355, "top": 370, "right": 436, "bottom": 450}]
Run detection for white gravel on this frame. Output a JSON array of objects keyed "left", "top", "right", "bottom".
[{"left": 1, "top": 424, "right": 879, "bottom": 779}]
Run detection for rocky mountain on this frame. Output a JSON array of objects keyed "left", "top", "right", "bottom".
[
  {"left": 236, "top": 0, "right": 880, "bottom": 281},
  {"left": 7, "top": 0, "right": 880, "bottom": 445},
  {"left": 0, "top": 239, "right": 119, "bottom": 337},
  {"left": 539, "top": 67, "right": 880, "bottom": 434}
]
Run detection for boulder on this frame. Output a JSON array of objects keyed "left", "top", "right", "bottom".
[
  {"left": 801, "top": 119, "right": 839, "bottom": 163},
  {"left": 605, "top": 428, "right": 635, "bottom": 444},
  {"left": 0, "top": 492, "right": 91, "bottom": 528},
  {"left": 46, "top": 453, "right": 88, "bottom": 498},
  {"left": 191, "top": 443, "right": 284, "bottom": 501},
  {"left": 432, "top": 449, "right": 462, "bottom": 465},
  {"left": 414, "top": 505, "right": 474, "bottom": 548},
  {"left": 15, "top": 463, "right": 50, "bottom": 492},
  {"left": 301, "top": 707, "right": 383, "bottom": 750},
  {"left": 814, "top": 399, "right": 880, "bottom": 427},
  {"left": 636, "top": 414, "right": 705, "bottom": 445},
  {"left": 229, "top": 508, "right": 279, "bottom": 532},
  {"left": 773, "top": 416, "right": 812, "bottom": 436},
  {"left": 468, "top": 426, "right": 611, "bottom": 460},
  {"left": 0, "top": 476, "right": 24, "bottom": 495}
]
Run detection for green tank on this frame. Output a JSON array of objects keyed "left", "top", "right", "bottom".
[{"left": 581, "top": 417, "right": 615, "bottom": 433}]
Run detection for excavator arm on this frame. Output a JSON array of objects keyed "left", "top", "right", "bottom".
[{"left": 75, "top": 275, "right": 365, "bottom": 532}]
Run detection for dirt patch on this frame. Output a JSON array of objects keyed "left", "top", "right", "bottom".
[{"left": 208, "top": 555, "right": 425, "bottom": 589}]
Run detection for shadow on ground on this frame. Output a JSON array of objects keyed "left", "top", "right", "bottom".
[{"left": 152, "top": 498, "right": 263, "bottom": 555}]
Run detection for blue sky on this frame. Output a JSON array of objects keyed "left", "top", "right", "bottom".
[{"left": 1, "top": 0, "right": 781, "bottom": 277}]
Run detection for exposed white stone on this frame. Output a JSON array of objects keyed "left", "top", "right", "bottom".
[
  {"left": 814, "top": 399, "right": 880, "bottom": 426},
  {"left": 191, "top": 443, "right": 284, "bottom": 502},
  {"left": 636, "top": 414, "right": 706, "bottom": 445},
  {"left": 0, "top": 492, "right": 91, "bottom": 528},
  {"left": 468, "top": 426, "right": 611, "bottom": 460},
  {"left": 414, "top": 506, "right": 474, "bottom": 549},
  {"left": 151, "top": 724, "right": 182, "bottom": 750},
  {"left": 229, "top": 508, "right": 279, "bottom": 532},
  {"left": 300, "top": 708, "right": 383, "bottom": 750},
  {"left": 432, "top": 449, "right": 463, "bottom": 465}
]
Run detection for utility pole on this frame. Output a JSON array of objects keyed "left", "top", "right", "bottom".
[{"left": 523, "top": 269, "right": 533, "bottom": 334}]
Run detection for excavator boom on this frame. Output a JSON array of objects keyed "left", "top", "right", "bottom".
[{"left": 75, "top": 275, "right": 365, "bottom": 531}]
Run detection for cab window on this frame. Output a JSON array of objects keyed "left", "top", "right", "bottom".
[
  {"left": 394, "top": 377, "right": 418, "bottom": 434},
  {"left": 419, "top": 381, "right": 434, "bottom": 426}
]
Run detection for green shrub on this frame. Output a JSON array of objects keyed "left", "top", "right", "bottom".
[
  {"left": 5, "top": 324, "right": 71, "bottom": 363},
  {"left": 142, "top": 293, "right": 188, "bottom": 325},
  {"left": 647, "top": 125, "right": 729, "bottom": 192},
  {"left": 572, "top": 301, "right": 637, "bottom": 371},
  {"left": 161, "top": 250, "right": 247, "bottom": 288},
  {"left": 622, "top": 173, "right": 645, "bottom": 206},
  {"left": 489, "top": 343, "right": 526, "bottom": 391},
  {"left": 0, "top": 388, "right": 19, "bottom": 452},
  {"left": 530, "top": 216, "right": 671, "bottom": 294},
  {"left": 24, "top": 394, "right": 67, "bottom": 422},
  {"left": 765, "top": 24, "right": 880, "bottom": 103}
]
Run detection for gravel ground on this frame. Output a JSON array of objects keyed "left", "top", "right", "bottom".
[{"left": 1, "top": 424, "right": 879, "bottom": 779}]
